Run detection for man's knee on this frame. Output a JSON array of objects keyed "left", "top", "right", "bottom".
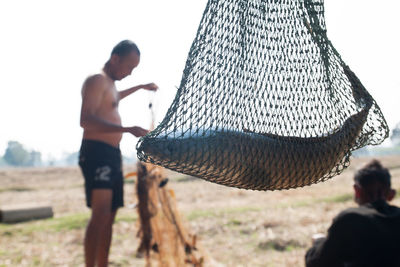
[
  {"left": 88, "top": 210, "right": 116, "bottom": 232},
  {"left": 90, "top": 208, "right": 114, "bottom": 221}
]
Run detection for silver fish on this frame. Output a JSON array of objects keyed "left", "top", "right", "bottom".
[{"left": 137, "top": 105, "right": 369, "bottom": 191}]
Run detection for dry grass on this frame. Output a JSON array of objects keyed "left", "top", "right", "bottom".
[{"left": 1, "top": 156, "right": 400, "bottom": 266}]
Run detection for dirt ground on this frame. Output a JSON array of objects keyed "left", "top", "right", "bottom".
[{"left": 1, "top": 156, "right": 399, "bottom": 266}]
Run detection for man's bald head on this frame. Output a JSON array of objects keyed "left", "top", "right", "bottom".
[
  {"left": 111, "top": 40, "right": 140, "bottom": 57},
  {"left": 105, "top": 40, "right": 141, "bottom": 81}
]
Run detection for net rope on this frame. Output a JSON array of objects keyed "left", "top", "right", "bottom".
[{"left": 137, "top": 0, "right": 388, "bottom": 191}]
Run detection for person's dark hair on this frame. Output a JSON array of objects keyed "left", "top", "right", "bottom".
[
  {"left": 111, "top": 40, "right": 140, "bottom": 57},
  {"left": 354, "top": 159, "right": 391, "bottom": 188}
]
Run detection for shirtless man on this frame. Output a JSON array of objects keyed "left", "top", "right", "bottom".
[{"left": 79, "top": 40, "right": 158, "bottom": 267}]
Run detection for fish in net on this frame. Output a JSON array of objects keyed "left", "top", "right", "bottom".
[{"left": 137, "top": 0, "right": 388, "bottom": 190}]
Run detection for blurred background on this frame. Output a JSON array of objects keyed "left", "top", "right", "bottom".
[{"left": 0, "top": 0, "right": 399, "bottom": 167}]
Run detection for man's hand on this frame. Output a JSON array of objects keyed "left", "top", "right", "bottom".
[
  {"left": 141, "top": 83, "right": 158, "bottom": 91},
  {"left": 126, "top": 126, "right": 149, "bottom": 137}
]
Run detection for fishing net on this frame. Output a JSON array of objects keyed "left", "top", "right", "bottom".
[{"left": 137, "top": 0, "right": 388, "bottom": 191}]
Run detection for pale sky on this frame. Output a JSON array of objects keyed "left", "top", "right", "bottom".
[{"left": 1, "top": 0, "right": 399, "bottom": 160}]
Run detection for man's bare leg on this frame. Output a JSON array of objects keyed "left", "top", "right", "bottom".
[
  {"left": 96, "top": 209, "right": 116, "bottom": 267},
  {"left": 84, "top": 189, "right": 117, "bottom": 267}
]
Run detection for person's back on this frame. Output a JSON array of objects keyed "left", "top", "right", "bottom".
[{"left": 305, "top": 160, "right": 400, "bottom": 267}]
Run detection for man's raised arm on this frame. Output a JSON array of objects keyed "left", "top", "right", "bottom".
[{"left": 118, "top": 83, "right": 158, "bottom": 100}]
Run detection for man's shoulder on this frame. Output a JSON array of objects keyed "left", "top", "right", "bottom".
[
  {"left": 333, "top": 206, "right": 372, "bottom": 225},
  {"left": 84, "top": 73, "right": 108, "bottom": 86},
  {"left": 82, "top": 73, "right": 111, "bottom": 93},
  {"left": 333, "top": 203, "right": 400, "bottom": 224},
  {"left": 325, "top": 207, "right": 374, "bottom": 237}
]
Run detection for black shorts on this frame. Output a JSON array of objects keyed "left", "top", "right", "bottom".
[{"left": 79, "top": 139, "right": 124, "bottom": 211}]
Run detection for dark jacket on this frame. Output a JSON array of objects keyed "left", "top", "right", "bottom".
[{"left": 305, "top": 200, "right": 400, "bottom": 267}]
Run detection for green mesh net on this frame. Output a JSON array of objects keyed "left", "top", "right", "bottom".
[{"left": 137, "top": 0, "right": 388, "bottom": 191}]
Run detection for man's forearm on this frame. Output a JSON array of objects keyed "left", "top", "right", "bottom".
[
  {"left": 80, "top": 114, "right": 127, "bottom": 133},
  {"left": 118, "top": 85, "right": 142, "bottom": 100}
]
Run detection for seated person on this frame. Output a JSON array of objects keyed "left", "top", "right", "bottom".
[{"left": 305, "top": 159, "right": 400, "bottom": 267}]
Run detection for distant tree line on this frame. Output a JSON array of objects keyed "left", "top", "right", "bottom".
[
  {"left": 391, "top": 122, "right": 400, "bottom": 145},
  {"left": 0, "top": 141, "right": 136, "bottom": 167},
  {"left": 0, "top": 141, "right": 42, "bottom": 167},
  {"left": 3, "top": 123, "right": 397, "bottom": 167}
]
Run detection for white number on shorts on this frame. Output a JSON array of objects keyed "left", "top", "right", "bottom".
[{"left": 95, "top": 166, "right": 111, "bottom": 181}]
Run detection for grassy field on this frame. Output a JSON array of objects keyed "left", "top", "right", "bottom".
[{"left": 1, "top": 156, "right": 400, "bottom": 266}]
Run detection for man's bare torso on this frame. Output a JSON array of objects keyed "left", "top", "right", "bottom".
[{"left": 82, "top": 73, "right": 122, "bottom": 147}]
